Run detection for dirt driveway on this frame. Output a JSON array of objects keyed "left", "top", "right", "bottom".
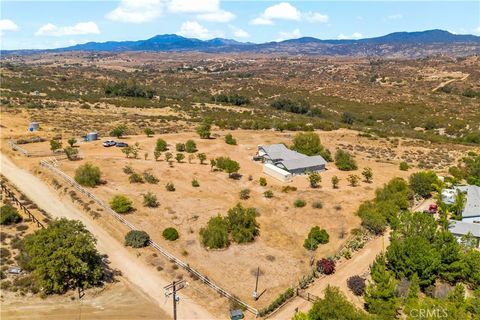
[{"left": 0, "top": 152, "right": 214, "bottom": 320}]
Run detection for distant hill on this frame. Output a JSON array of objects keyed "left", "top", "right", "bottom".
[{"left": 4, "top": 30, "right": 480, "bottom": 58}]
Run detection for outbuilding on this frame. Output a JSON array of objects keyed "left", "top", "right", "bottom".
[
  {"left": 263, "top": 163, "right": 293, "bottom": 182},
  {"left": 84, "top": 132, "right": 99, "bottom": 141},
  {"left": 28, "top": 122, "right": 40, "bottom": 132},
  {"left": 448, "top": 220, "right": 480, "bottom": 248}
]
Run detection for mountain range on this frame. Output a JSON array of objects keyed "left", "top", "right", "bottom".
[{"left": 5, "top": 30, "right": 480, "bottom": 58}]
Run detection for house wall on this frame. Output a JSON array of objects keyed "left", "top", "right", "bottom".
[
  {"left": 462, "top": 216, "right": 480, "bottom": 224},
  {"left": 263, "top": 164, "right": 292, "bottom": 182},
  {"left": 289, "top": 164, "right": 326, "bottom": 175}
]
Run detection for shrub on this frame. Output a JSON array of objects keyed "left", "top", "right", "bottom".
[
  {"left": 129, "top": 172, "right": 144, "bottom": 183},
  {"left": 215, "top": 156, "right": 240, "bottom": 177},
  {"left": 142, "top": 192, "right": 159, "bottom": 208},
  {"left": 282, "top": 186, "right": 297, "bottom": 193},
  {"left": 308, "top": 172, "right": 321, "bottom": 188},
  {"left": 225, "top": 133, "right": 237, "bottom": 145},
  {"left": 264, "top": 190, "right": 274, "bottom": 198},
  {"left": 175, "top": 143, "right": 185, "bottom": 152},
  {"left": 185, "top": 140, "right": 197, "bottom": 153},
  {"left": 335, "top": 150, "right": 358, "bottom": 171},
  {"left": 67, "top": 137, "right": 77, "bottom": 147},
  {"left": 303, "top": 226, "right": 329, "bottom": 250},
  {"left": 175, "top": 153, "right": 185, "bottom": 163},
  {"left": 64, "top": 146, "right": 79, "bottom": 160},
  {"left": 317, "top": 258, "right": 335, "bottom": 275},
  {"left": 347, "top": 175, "right": 360, "bottom": 187},
  {"left": 331, "top": 176, "right": 340, "bottom": 188},
  {"left": 165, "top": 152, "right": 173, "bottom": 163},
  {"left": 196, "top": 122, "right": 211, "bottom": 139},
  {"left": 362, "top": 167, "right": 373, "bottom": 183},
  {"left": 110, "top": 195, "right": 133, "bottom": 214},
  {"left": 74, "top": 163, "right": 101, "bottom": 187},
  {"left": 259, "top": 177, "right": 267, "bottom": 186},
  {"left": 50, "top": 139, "right": 62, "bottom": 152},
  {"left": 191, "top": 178, "right": 200, "bottom": 187},
  {"left": 162, "top": 227, "right": 179, "bottom": 241},
  {"left": 153, "top": 150, "right": 162, "bottom": 161},
  {"left": 399, "top": 162, "right": 409, "bottom": 171},
  {"left": 341, "top": 112, "right": 354, "bottom": 125},
  {"left": 122, "top": 165, "right": 134, "bottom": 174},
  {"left": 165, "top": 182, "right": 175, "bottom": 191},
  {"left": 110, "top": 125, "right": 127, "bottom": 138},
  {"left": 409, "top": 171, "right": 440, "bottom": 198},
  {"left": 144, "top": 128, "right": 154, "bottom": 137},
  {"left": 197, "top": 153, "right": 207, "bottom": 164},
  {"left": 20, "top": 218, "right": 102, "bottom": 293},
  {"left": 155, "top": 138, "right": 168, "bottom": 152},
  {"left": 0, "top": 205, "right": 22, "bottom": 225},
  {"left": 226, "top": 204, "right": 259, "bottom": 244},
  {"left": 200, "top": 216, "right": 229, "bottom": 249},
  {"left": 143, "top": 171, "right": 159, "bottom": 184},
  {"left": 240, "top": 188, "right": 251, "bottom": 200},
  {"left": 312, "top": 201, "right": 323, "bottom": 209},
  {"left": 258, "top": 287, "right": 295, "bottom": 317},
  {"left": 294, "top": 199, "right": 306, "bottom": 208},
  {"left": 347, "top": 275, "right": 366, "bottom": 296},
  {"left": 125, "top": 230, "right": 150, "bottom": 248}
]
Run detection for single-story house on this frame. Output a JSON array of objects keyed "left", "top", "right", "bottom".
[
  {"left": 257, "top": 144, "right": 326, "bottom": 178},
  {"left": 448, "top": 220, "right": 480, "bottom": 248},
  {"left": 457, "top": 185, "right": 480, "bottom": 223}
]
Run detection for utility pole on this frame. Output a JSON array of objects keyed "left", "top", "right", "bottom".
[
  {"left": 253, "top": 267, "right": 260, "bottom": 300},
  {"left": 164, "top": 279, "right": 187, "bottom": 320}
]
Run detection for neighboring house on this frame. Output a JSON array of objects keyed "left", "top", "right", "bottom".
[
  {"left": 448, "top": 220, "right": 480, "bottom": 248},
  {"left": 257, "top": 144, "right": 326, "bottom": 179},
  {"left": 457, "top": 185, "right": 480, "bottom": 223}
]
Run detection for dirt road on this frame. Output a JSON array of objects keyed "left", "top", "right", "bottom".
[
  {"left": 0, "top": 153, "right": 214, "bottom": 320},
  {"left": 270, "top": 233, "right": 390, "bottom": 319}
]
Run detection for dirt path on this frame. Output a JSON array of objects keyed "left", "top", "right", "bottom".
[
  {"left": 270, "top": 233, "right": 390, "bottom": 319},
  {"left": 0, "top": 152, "right": 214, "bottom": 320},
  {"left": 431, "top": 74, "right": 469, "bottom": 92}
]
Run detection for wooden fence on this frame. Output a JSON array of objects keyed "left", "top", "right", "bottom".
[
  {"left": 39, "top": 160, "right": 259, "bottom": 316},
  {"left": 297, "top": 289, "right": 319, "bottom": 303},
  {"left": 0, "top": 181, "right": 45, "bottom": 228},
  {"left": 8, "top": 140, "right": 64, "bottom": 158}
]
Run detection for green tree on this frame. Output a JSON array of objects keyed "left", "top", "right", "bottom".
[
  {"left": 175, "top": 153, "right": 185, "bottom": 163},
  {"left": 335, "top": 150, "right": 358, "bottom": 171},
  {"left": 144, "top": 127, "right": 154, "bottom": 137},
  {"left": 303, "top": 226, "right": 329, "bottom": 250},
  {"left": 64, "top": 146, "right": 79, "bottom": 160},
  {"left": 362, "top": 167, "right": 373, "bottom": 183},
  {"left": 308, "top": 172, "right": 321, "bottom": 188},
  {"left": 153, "top": 150, "right": 162, "bottom": 161},
  {"left": 67, "top": 137, "right": 77, "bottom": 148},
  {"left": 225, "top": 133, "right": 237, "bottom": 145},
  {"left": 109, "top": 195, "right": 133, "bottom": 214},
  {"left": 124, "top": 230, "right": 150, "bottom": 248},
  {"left": 399, "top": 162, "right": 409, "bottom": 171},
  {"left": 142, "top": 192, "right": 159, "bottom": 208},
  {"left": 50, "top": 139, "right": 62, "bottom": 151},
  {"left": 196, "top": 122, "right": 211, "bottom": 139},
  {"left": 259, "top": 177, "right": 267, "bottom": 186},
  {"left": 224, "top": 159, "right": 240, "bottom": 178},
  {"left": 155, "top": 138, "right": 168, "bottom": 152},
  {"left": 0, "top": 204, "right": 22, "bottom": 225},
  {"left": 409, "top": 171, "right": 440, "bottom": 198},
  {"left": 110, "top": 125, "right": 127, "bottom": 138},
  {"left": 200, "top": 215, "right": 229, "bottom": 249},
  {"left": 291, "top": 132, "right": 331, "bottom": 161},
  {"left": 331, "top": 176, "right": 340, "bottom": 188},
  {"left": 162, "top": 227, "right": 179, "bottom": 241},
  {"left": 165, "top": 152, "right": 173, "bottom": 164},
  {"left": 357, "top": 201, "right": 387, "bottom": 235},
  {"left": 197, "top": 152, "right": 207, "bottom": 164},
  {"left": 175, "top": 143, "right": 185, "bottom": 152},
  {"left": 347, "top": 174, "right": 360, "bottom": 186},
  {"left": 20, "top": 218, "right": 102, "bottom": 294},
  {"left": 226, "top": 204, "right": 259, "bottom": 244},
  {"left": 74, "top": 162, "right": 101, "bottom": 187},
  {"left": 185, "top": 140, "right": 197, "bottom": 153}
]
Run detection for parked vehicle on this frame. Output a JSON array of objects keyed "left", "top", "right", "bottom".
[
  {"left": 115, "top": 142, "right": 129, "bottom": 147},
  {"left": 103, "top": 140, "right": 116, "bottom": 147}
]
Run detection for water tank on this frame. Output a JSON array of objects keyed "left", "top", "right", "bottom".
[
  {"left": 28, "top": 122, "right": 40, "bottom": 132},
  {"left": 85, "top": 132, "right": 98, "bottom": 141}
]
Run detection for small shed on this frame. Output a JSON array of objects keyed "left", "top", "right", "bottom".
[
  {"left": 263, "top": 163, "right": 293, "bottom": 182},
  {"left": 84, "top": 132, "right": 99, "bottom": 141},
  {"left": 230, "top": 309, "right": 244, "bottom": 320},
  {"left": 28, "top": 122, "right": 40, "bottom": 132}
]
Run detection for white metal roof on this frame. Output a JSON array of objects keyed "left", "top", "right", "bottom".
[{"left": 448, "top": 220, "right": 480, "bottom": 238}]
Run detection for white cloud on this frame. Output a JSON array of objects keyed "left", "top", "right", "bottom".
[
  {"left": 304, "top": 12, "right": 329, "bottom": 23},
  {"left": 177, "top": 20, "right": 212, "bottom": 39},
  {"left": 0, "top": 19, "right": 19, "bottom": 36},
  {"left": 35, "top": 22, "right": 100, "bottom": 36},
  {"left": 106, "top": 0, "right": 163, "bottom": 23},
  {"left": 169, "top": 0, "right": 219, "bottom": 13},
  {"left": 276, "top": 28, "right": 301, "bottom": 42},
  {"left": 338, "top": 32, "right": 363, "bottom": 40},
  {"left": 198, "top": 10, "right": 235, "bottom": 23},
  {"left": 475, "top": 26, "right": 480, "bottom": 34},
  {"left": 387, "top": 14, "right": 403, "bottom": 20},
  {"left": 250, "top": 2, "right": 328, "bottom": 25},
  {"left": 229, "top": 26, "right": 249, "bottom": 38}
]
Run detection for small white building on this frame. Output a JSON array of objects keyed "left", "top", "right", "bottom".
[
  {"left": 263, "top": 163, "right": 292, "bottom": 182},
  {"left": 448, "top": 220, "right": 480, "bottom": 248}
]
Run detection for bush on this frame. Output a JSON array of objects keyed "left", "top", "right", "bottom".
[
  {"left": 142, "top": 192, "right": 159, "bottom": 208},
  {"left": 74, "top": 162, "right": 101, "bottom": 187},
  {"left": 291, "top": 132, "right": 332, "bottom": 161},
  {"left": 197, "top": 153, "right": 207, "bottom": 164},
  {"left": 294, "top": 199, "right": 306, "bottom": 208},
  {"left": 341, "top": 112, "right": 354, "bottom": 125},
  {"left": 175, "top": 153, "right": 185, "bottom": 163},
  {"left": 125, "top": 230, "right": 150, "bottom": 248},
  {"left": 264, "top": 190, "right": 274, "bottom": 198},
  {"left": 409, "top": 171, "right": 440, "bottom": 198},
  {"left": 165, "top": 182, "right": 175, "bottom": 191},
  {"left": 335, "top": 150, "right": 358, "bottom": 171},
  {"left": 317, "top": 258, "right": 336, "bottom": 275},
  {"left": 129, "top": 172, "right": 144, "bottom": 183},
  {"left": 64, "top": 146, "right": 79, "bottom": 160},
  {"left": 185, "top": 140, "right": 197, "bottom": 153},
  {"left": 240, "top": 188, "right": 250, "bottom": 200},
  {"left": 225, "top": 133, "right": 237, "bottom": 145},
  {"left": 162, "top": 227, "right": 179, "bottom": 241},
  {"left": 110, "top": 195, "right": 133, "bottom": 214},
  {"left": 144, "top": 128, "right": 154, "bottom": 137},
  {"left": 155, "top": 138, "right": 168, "bottom": 152},
  {"left": 110, "top": 125, "right": 127, "bottom": 138},
  {"left": 200, "top": 215, "right": 229, "bottom": 249},
  {"left": 259, "top": 177, "right": 267, "bottom": 186},
  {"left": 0, "top": 205, "right": 22, "bottom": 225},
  {"left": 331, "top": 176, "right": 340, "bottom": 188},
  {"left": 191, "top": 178, "right": 200, "bottom": 187},
  {"left": 215, "top": 156, "right": 240, "bottom": 177},
  {"left": 143, "top": 171, "right": 159, "bottom": 184},
  {"left": 308, "top": 172, "right": 321, "bottom": 188},
  {"left": 50, "top": 139, "right": 62, "bottom": 152},
  {"left": 20, "top": 218, "right": 102, "bottom": 293},
  {"left": 312, "top": 201, "right": 323, "bottom": 209},
  {"left": 226, "top": 204, "right": 259, "bottom": 244},
  {"left": 282, "top": 186, "right": 297, "bottom": 193},
  {"left": 196, "top": 122, "right": 211, "bottom": 139},
  {"left": 122, "top": 165, "right": 134, "bottom": 174},
  {"left": 347, "top": 174, "right": 360, "bottom": 187},
  {"left": 304, "top": 226, "right": 329, "bottom": 250},
  {"left": 347, "top": 275, "right": 366, "bottom": 296},
  {"left": 399, "top": 162, "right": 409, "bottom": 171},
  {"left": 258, "top": 287, "right": 295, "bottom": 317},
  {"left": 175, "top": 143, "right": 185, "bottom": 152},
  {"left": 362, "top": 167, "right": 373, "bottom": 183}
]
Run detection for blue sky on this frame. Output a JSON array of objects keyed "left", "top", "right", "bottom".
[{"left": 1, "top": 1, "right": 479, "bottom": 50}]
